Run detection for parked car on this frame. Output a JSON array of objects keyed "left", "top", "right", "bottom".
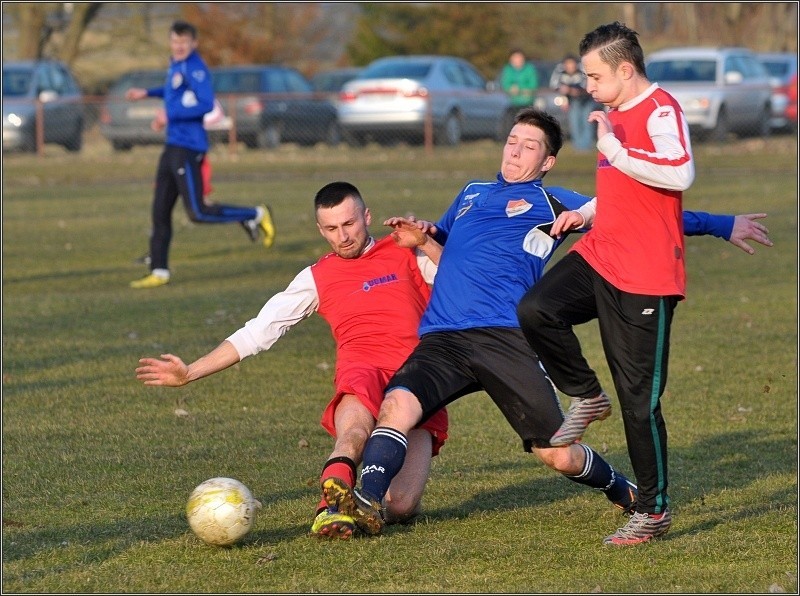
[
  {"left": 531, "top": 60, "right": 570, "bottom": 134},
  {"left": 786, "top": 71, "right": 798, "bottom": 130},
  {"left": 311, "top": 67, "right": 363, "bottom": 101},
  {"left": 756, "top": 52, "right": 798, "bottom": 132},
  {"left": 211, "top": 64, "right": 340, "bottom": 149},
  {"left": 100, "top": 69, "right": 231, "bottom": 151},
  {"left": 645, "top": 47, "right": 773, "bottom": 142},
  {"left": 3, "top": 59, "right": 84, "bottom": 152},
  {"left": 337, "top": 55, "right": 515, "bottom": 146}
]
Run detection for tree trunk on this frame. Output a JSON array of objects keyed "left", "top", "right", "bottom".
[{"left": 58, "top": 3, "right": 104, "bottom": 66}]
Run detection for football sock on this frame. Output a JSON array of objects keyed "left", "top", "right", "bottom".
[
  {"left": 564, "top": 442, "right": 620, "bottom": 495},
  {"left": 318, "top": 456, "right": 357, "bottom": 514},
  {"left": 359, "top": 426, "right": 408, "bottom": 503}
]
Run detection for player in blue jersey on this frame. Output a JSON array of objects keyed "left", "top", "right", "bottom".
[
  {"left": 126, "top": 20, "right": 276, "bottom": 289},
  {"left": 320, "top": 107, "right": 773, "bottom": 536}
]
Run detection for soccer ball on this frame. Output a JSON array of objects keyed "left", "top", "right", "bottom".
[{"left": 186, "top": 477, "right": 262, "bottom": 546}]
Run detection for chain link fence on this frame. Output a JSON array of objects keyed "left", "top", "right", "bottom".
[{"left": 4, "top": 90, "right": 795, "bottom": 157}]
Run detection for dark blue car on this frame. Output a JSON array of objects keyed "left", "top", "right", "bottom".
[{"left": 211, "top": 65, "right": 340, "bottom": 149}]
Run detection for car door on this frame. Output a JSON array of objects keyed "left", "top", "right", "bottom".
[
  {"left": 281, "top": 69, "right": 331, "bottom": 143},
  {"left": 459, "top": 60, "right": 505, "bottom": 137},
  {"left": 723, "top": 54, "right": 761, "bottom": 128}
]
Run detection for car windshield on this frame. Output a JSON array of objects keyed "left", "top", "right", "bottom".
[
  {"left": 2, "top": 68, "right": 34, "bottom": 97},
  {"left": 360, "top": 61, "right": 432, "bottom": 81},
  {"left": 647, "top": 59, "right": 717, "bottom": 82},
  {"left": 212, "top": 71, "right": 262, "bottom": 94}
]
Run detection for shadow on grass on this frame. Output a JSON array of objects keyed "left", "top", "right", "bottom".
[{"left": 410, "top": 428, "right": 796, "bottom": 532}]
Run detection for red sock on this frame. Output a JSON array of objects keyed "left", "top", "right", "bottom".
[{"left": 316, "top": 457, "right": 357, "bottom": 514}]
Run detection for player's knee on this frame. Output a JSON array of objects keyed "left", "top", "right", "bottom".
[
  {"left": 531, "top": 444, "right": 580, "bottom": 475},
  {"left": 377, "top": 389, "right": 422, "bottom": 430},
  {"left": 516, "top": 290, "right": 547, "bottom": 328},
  {"left": 383, "top": 491, "right": 421, "bottom": 524}
]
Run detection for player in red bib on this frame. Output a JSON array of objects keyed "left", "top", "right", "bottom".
[{"left": 135, "top": 181, "right": 446, "bottom": 539}]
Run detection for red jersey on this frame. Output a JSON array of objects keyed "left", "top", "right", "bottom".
[
  {"left": 573, "top": 86, "right": 693, "bottom": 298},
  {"left": 311, "top": 236, "right": 430, "bottom": 371}
]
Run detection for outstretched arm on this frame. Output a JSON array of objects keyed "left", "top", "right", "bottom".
[
  {"left": 683, "top": 211, "right": 773, "bottom": 254},
  {"left": 136, "top": 340, "right": 241, "bottom": 387}
]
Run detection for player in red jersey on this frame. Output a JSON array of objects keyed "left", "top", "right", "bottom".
[
  {"left": 135, "top": 181, "right": 447, "bottom": 539},
  {"left": 519, "top": 22, "right": 700, "bottom": 546}
]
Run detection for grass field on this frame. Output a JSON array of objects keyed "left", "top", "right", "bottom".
[{"left": 2, "top": 135, "right": 798, "bottom": 593}]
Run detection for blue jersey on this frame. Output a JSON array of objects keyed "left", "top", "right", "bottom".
[
  {"left": 420, "top": 174, "right": 734, "bottom": 335},
  {"left": 147, "top": 50, "right": 214, "bottom": 152}
]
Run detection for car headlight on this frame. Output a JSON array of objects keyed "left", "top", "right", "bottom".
[{"left": 6, "top": 113, "right": 24, "bottom": 127}]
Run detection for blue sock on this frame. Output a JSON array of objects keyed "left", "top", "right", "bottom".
[
  {"left": 564, "top": 443, "right": 636, "bottom": 504},
  {"left": 360, "top": 427, "right": 408, "bottom": 503}
]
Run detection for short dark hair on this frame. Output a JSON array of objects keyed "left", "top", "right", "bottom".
[
  {"left": 170, "top": 20, "right": 198, "bottom": 39},
  {"left": 513, "top": 107, "right": 563, "bottom": 159},
  {"left": 314, "top": 181, "right": 366, "bottom": 212},
  {"left": 579, "top": 21, "right": 646, "bottom": 77}
]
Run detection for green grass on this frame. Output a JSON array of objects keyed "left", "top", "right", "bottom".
[{"left": 2, "top": 136, "right": 797, "bottom": 593}]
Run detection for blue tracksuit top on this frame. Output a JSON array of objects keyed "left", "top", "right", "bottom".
[
  {"left": 147, "top": 49, "right": 214, "bottom": 152},
  {"left": 419, "top": 174, "right": 734, "bottom": 336}
]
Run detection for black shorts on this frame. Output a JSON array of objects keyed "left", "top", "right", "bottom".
[{"left": 386, "top": 327, "right": 565, "bottom": 450}]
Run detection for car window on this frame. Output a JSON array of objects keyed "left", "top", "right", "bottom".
[
  {"left": 761, "top": 61, "right": 791, "bottom": 78},
  {"left": 212, "top": 71, "right": 262, "bottom": 94},
  {"left": 2, "top": 68, "right": 33, "bottom": 97},
  {"left": 284, "top": 70, "right": 312, "bottom": 93},
  {"left": 49, "top": 64, "right": 67, "bottom": 94},
  {"left": 648, "top": 59, "right": 716, "bottom": 82},
  {"left": 265, "top": 70, "right": 286, "bottom": 93},
  {"left": 442, "top": 62, "right": 465, "bottom": 87},
  {"left": 740, "top": 56, "right": 768, "bottom": 79},
  {"left": 34, "top": 65, "right": 54, "bottom": 94},
  {"left": 459, "top": 63, "right": 486, "bottom": 89},
  {"left": 361, "top": 61, "right": 432, "bottom": 80}
]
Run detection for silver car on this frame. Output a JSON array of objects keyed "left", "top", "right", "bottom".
[
  {"left": 337, "top": 55, "right": 515, "bottom": 146},
  {"left": 646, "top": 47, "right": 773, "bottom": 142}
]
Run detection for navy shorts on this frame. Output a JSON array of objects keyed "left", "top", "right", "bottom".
[{"left": 386, "top": 327, "right": 565, "bottom": 450}]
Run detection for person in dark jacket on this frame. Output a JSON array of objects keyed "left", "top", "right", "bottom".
[{"left": 126, "top": 20, "right": 276, "bottom": 289}]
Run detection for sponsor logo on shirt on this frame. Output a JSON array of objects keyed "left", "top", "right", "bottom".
[
  {"left": 456, "top": 193, "right": 479, "bottom": 219},
  {"left": 505, "top": 199, "right": 533, "bottom": 217},
  {"left": 362, "top": 273, "right": 399, "bottom": 292}
]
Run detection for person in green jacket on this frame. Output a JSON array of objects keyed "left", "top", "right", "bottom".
[{"left": 501, "top": 48, "right": 539, "bottom": 108}]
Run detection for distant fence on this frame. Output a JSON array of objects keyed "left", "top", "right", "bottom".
[{"left": 3, "top": 90, "right": 793, "bottom": 158}]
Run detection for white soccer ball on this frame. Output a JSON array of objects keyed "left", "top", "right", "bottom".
[{"left": 186, "top": 477, "right": 262, "bottom": 546}]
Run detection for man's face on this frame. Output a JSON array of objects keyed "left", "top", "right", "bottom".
[
  {"left": 169, "top": 32, "right": 197, "bottom": 62},
  {"left": 316, "top": 196, "right": 371, "bottom": 259},
  {"left": 582, "top": 49, "right": 624, "bottom": 108},
  {"left": 500, "top": 123, "right": 556, "bottom": 183}
]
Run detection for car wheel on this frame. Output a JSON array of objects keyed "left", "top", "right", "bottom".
[
  {"left": 342, "top": 130, "right": 366, "bottom": 147},
  {"left": 324, "top": 121, "right": 341, "bottom": 146},
  {"left": 436, "top": 113, "right": 462, "bottom": 146},
  {"left": 112, "top": 140, "right": 133, "bottom": 151},
  {"left": 756, "top": 105, "right": 772, "bottom": 138},
  {"left": 63, "top": 122, "right": 83, "bottom": 152},
  {"left": 710, "top": 107, "right": 730, "bottom": 142},
  {"left": 257, "top": 122, "right": 281, "bottom": 148}
]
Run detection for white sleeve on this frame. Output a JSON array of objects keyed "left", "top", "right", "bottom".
[
  {"left": 415, "top": 252, "right": 438, "bottom": 285},
  {"left": 575, "top": 197, "right": 597, "bottom": 228},
  {"left": 597, "top": 104, "right": 695, "bottom": 191},
  {"left": 226, "top": 267, "right": 319, "bottom": 360}
]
